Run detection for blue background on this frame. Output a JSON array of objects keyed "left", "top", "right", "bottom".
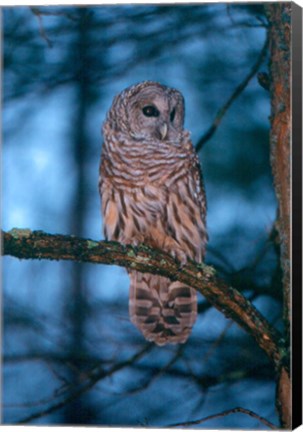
[{"left": 2, "top": 4, "right": 282, "bottom": 428}]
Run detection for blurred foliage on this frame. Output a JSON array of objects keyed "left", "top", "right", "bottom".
[{"left": 2, "top": 4, "right": 282, "bottom": 428}]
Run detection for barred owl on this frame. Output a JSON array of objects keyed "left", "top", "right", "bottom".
[{"left": 99, "top": 81, "right": 207, "bottom": 345}]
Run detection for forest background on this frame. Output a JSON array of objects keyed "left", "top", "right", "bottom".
[{"left": 2, "top": 3, "right": 293, "bottom": 429}]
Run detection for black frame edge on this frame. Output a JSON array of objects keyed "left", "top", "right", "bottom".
[{"left": 292, "top": 1, "right": 303, "bottom": 430}]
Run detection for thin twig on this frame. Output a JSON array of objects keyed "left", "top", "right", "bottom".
[
  {"left": 30, "top": 7, "right": 53, "bottom": 48},
  {"left": 201, "top": 320, "right": 233, "bottom": 365},
  {"left": 16, "top": 344, "right": 152, "bottom": 424},
  {"left": 195, "top": 33, "right": 269, "bottom": 152},
  {"left": 118, "top": 345, "right": 184, "bottom": 396},
  {"left": 226, "top": 4, "right": 268, "bottom": 29},
  {"left": 168, "top": 406, "right": 278, "bottom": 429},
  {"left": 29, "top": 6, "right": 78, "bottom": 21}
]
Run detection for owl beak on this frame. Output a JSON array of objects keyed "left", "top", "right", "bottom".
[{"left": 159, "top": 123, "right": 168, "bottom": 140}]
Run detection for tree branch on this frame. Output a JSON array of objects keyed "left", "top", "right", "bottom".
[
  {"left": 168, "top": 406, "right": 278, "bottom": 429},
  {"left": 2, "top": 228, "right": 281, "bottom": 367},
  {"left": 30, "top": 7, "right": 54, "bottom": 48},
  {"left": 195, "top": 32, "right": 269, "bottom": 152},
  {"left": 15, "top": 343, "right": 152, "bottom": 424}
]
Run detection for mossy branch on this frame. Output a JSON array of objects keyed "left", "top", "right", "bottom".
[{"left": 2, "top": 228, "right": 282, "bottom": 367}]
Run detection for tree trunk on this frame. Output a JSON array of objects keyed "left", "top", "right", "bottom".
[
  {"left": 265, "top": 3, "right": 291, "bottom": 428},
  {"left": 63, "top": 8, "right": 95, "bottom": 424}
]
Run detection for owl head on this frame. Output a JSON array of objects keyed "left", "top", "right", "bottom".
[{"left": 107, "top": 81, "right": 185, "bottom": 142}]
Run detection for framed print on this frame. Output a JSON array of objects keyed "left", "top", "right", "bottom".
[{"left": 2, "top": 2, "right": 302, "bottom": 429}]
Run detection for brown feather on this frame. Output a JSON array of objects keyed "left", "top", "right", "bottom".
[{"left": 99, "top": 81, "right": 207, "bottom": 345}]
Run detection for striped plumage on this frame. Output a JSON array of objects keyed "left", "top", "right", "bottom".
[{"left": 99, "top": 81, "right": 207, "bottom": 345}]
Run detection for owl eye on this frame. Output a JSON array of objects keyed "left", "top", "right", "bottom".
[
  {"left": 170, "top": 108, "right": 176, "bottom": 122},
  {"left": 142, "top": 105, "right": 160, "bottom": 117}
]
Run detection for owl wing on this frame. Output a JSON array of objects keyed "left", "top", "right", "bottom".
[
  {"left": 192, "top": 152, "right": 207, "bottom": 228},
  {"left": 162, "top": 149, "right": 207, "bottom": 264}
]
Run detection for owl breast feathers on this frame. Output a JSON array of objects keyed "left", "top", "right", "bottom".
[{"left": 99, "top": 81, "right": 207, "bottom": 345}]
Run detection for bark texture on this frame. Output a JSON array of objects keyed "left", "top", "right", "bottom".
[
  {"left": 265, "top": 3, "right": 291, "bottom": 428},
  {"left": 2, "top": 228, "right": 282, "bottom": 367}
]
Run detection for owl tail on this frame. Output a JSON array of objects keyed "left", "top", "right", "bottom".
[{"left": 129, "top": 271, "right": 197, "bottom": 346}]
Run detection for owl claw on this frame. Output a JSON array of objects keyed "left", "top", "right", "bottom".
[{"left": 170, "top": 250, "right": 187, "bottom": 268}]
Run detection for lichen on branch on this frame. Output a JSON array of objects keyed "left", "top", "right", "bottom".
[{"left": 2, "top": 228, "right": 282, "bottom": 367}]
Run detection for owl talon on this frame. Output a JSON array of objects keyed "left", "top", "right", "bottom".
[{"left": 170, "top": 250, "right": 187, "bottom": 268}]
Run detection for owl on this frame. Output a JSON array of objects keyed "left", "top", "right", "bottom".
[{"left": 99, "top": 81, "right": 207, "bottom": 346}]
